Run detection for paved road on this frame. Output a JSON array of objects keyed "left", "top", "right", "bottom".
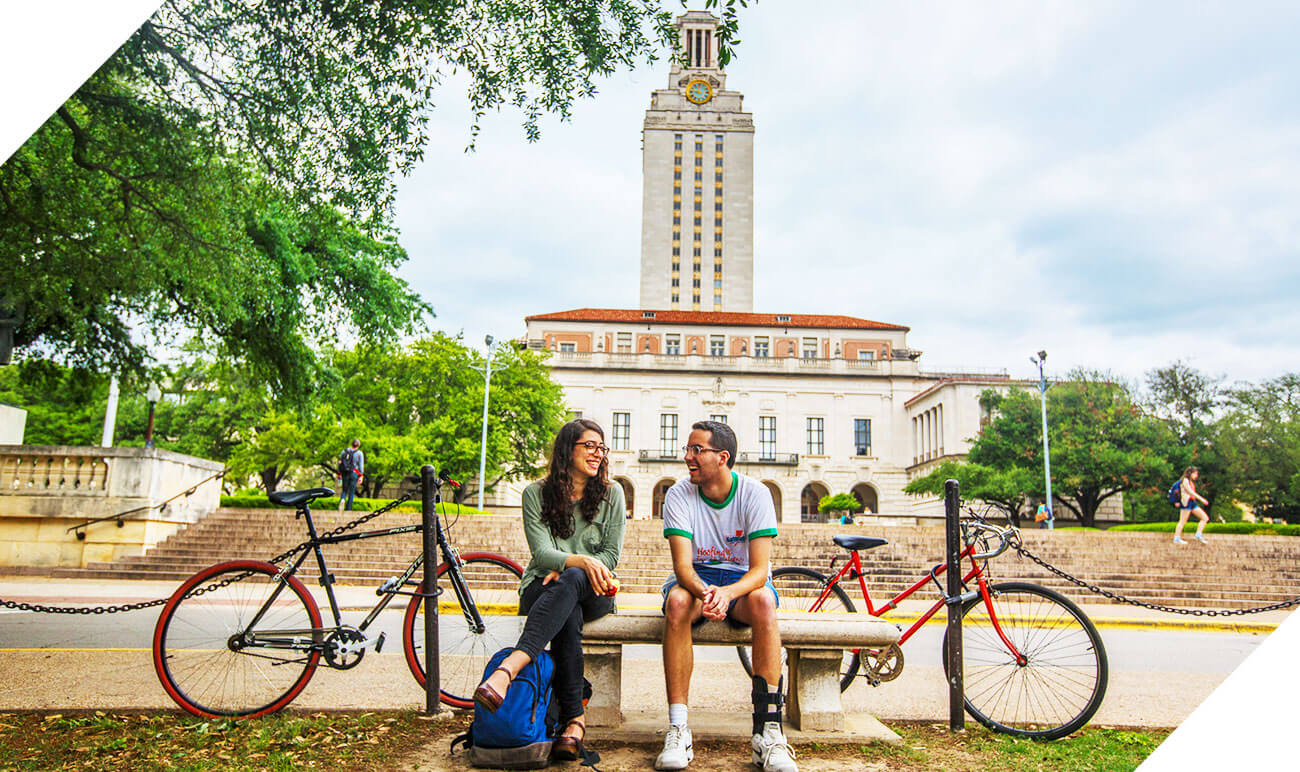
[{"left": 0, "top": 577, "right": 1288, "bottom": 727}]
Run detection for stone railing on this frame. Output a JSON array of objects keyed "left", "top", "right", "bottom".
[
  {"left": 0, "top": 445, "right": 224, "bottom": 568},
  {"left": 549, "top": 350, "right": 921, "bottom": 377}
]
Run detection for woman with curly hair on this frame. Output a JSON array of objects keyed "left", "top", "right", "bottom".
[{"left": 473, "top": 419, "right": 625, "bottom": 760}]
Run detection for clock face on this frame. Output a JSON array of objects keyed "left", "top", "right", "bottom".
[{"left": 685, "top": 79, "right": 713, "bottom": 105}]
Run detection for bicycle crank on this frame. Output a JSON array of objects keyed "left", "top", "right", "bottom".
[
  {"left": 862, "top": 644, "right": 904, "bottom": 686},
  {"left": 323, "top": 626, "right": 379, "bottom": 669}
]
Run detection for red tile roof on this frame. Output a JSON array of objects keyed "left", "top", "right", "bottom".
[{"left": 525, "top": 308, "right": 909, "bottom": 332}]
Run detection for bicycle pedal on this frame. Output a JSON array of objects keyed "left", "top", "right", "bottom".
[{"left": 374, "top": 632, "right": 386, "bottom": 653}]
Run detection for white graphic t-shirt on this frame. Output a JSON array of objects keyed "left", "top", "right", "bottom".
[{"left": 662, "top": 472, "right": 778, "bottom": 573}]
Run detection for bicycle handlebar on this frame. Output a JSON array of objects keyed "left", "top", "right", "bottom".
[{"left": 962, "top": 515, "right": 1018, "bottom": 561}]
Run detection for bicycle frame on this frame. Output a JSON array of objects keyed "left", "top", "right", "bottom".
[
  {"left": 246, "top": 491, "right": 490, "bottom": 656},
  {"left": 814, "top": 541, "right": 1027, "bottom": 664}
]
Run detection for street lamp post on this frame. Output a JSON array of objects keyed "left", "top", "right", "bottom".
[
  {"left": 471, "top": 336, "right": 511, "bottom": 512},
  {"left": 144, "top": 383, "right": 162, "bottom": 449},
  {"left": 1029, "top": 351, "right": 1053, "bottom": 529}
]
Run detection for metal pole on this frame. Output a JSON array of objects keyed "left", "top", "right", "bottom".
[
  {"left": 476, "top": 338, "right": 495, "bottom": 512},
  {"left": 101, "top": 376, "right": 119, "bottom": 447},
  {"left": 944, "top": 478, "right": 964, "bottom": 732},
  {"left": 421, "top": 464, "right": 440, "bottom": 715},
  {"left": 1038, "top": 361, "right": 1053, "bottom": 528}
]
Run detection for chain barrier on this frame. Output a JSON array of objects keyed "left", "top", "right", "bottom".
[
  {"left": 1011, "top": 540, "right": 1300, "bottom": 617},
  {"left": 0, "top": 490, "right": 418, "bottom": 616}
]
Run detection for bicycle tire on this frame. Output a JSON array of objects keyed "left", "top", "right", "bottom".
[
  {"left": 735, "top": 566, "right": 861, "bottom": 692},
  {"left": 153, "top": 560, "right": 323, "bottom": 718},
  {"left": 402, "top": 553, "right": 525, "bottom": 708},
  {"left": 941, "top": 581, "right": 1109, "bottom": 740}
]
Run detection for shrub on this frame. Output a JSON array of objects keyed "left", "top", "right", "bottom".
[{"left": 1109, "top": 522, "right": 1300, "bottom": 536}]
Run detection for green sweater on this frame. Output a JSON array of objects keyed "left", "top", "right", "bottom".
[{"left": 519, "top": 480, "right": 626, "bottom": 595}]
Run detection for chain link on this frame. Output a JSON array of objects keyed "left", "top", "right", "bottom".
[
  {"left": 0, "top": 491, "right": 419, "bottom": 615},
  {"left": 1012, "top": 541, "right": 1300, "bottom": 617}
]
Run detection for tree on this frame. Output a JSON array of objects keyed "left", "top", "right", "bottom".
[
  {"left": 934, "top": 376, "right": 1182, "bottom": 528},
  {"left": 817, "top": 493, "right": 861, "bottom": 516},
  {"left": 0, "top": 360, "right": 109, "bottom": 445},
  {"left": 4, "top": 1, "right": 752, "bottom": 389},
  {"left": 903, "top": 460, "right": 1039, "bottom": 528},
  {"left": 1216, "top": 374, "right": 1300, "bottom": 522}
]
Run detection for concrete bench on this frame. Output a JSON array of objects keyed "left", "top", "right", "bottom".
[{"left": 580, "top": 609, "right": 900, "bottom": 731}]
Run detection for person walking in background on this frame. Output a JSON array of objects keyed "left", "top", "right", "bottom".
[
  {"left": 336, "top": 439, "right": 364, "bottom": 511},
  {"left": 473, "top": 419, "right": 624, "bottom": 761},
  {"left": 1035, "top": 501, "right": 1054, "bottom": 530},
  {"left": 1174, "top": 466, "right": 1210, "bottom": 544}
]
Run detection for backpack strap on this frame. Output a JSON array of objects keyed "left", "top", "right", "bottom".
[{"left": 449, "top": 729, "right": 472, "bottom": 756}]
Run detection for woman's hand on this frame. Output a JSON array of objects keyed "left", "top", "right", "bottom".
[
  {"left": 578, "top": 555, "right": 612, "bottom": 595},
  {"left": 541, "top": 570, "right": 561, "bottom": 585}
]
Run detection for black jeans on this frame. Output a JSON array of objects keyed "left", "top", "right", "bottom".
[
  {"left": 340, "top": 472, "right": 358, "bottom": 510},
  {"left": 516, "top": 567, "right": 615, "bottom": 723}
]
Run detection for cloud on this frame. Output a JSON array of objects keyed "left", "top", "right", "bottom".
[{"left": 388, "top": 1, "right": 1300, "bottom": 384}]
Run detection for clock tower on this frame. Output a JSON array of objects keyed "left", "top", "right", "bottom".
[{"left": 639, "top": 11, "right": 755, "bottom": 313}]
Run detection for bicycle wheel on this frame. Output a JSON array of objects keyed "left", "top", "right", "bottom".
[
  {"left": 403, "top": 553, "right": 525, "bottom": 708},
  {"left": 736, "top": 566, "right": 861, "bottom": 691},
  {"left": 942, "top": 581, "right": 1108, "bottom": 740},
  {"left": 153, "top": 560, "right": 323, "bottom": 718}
]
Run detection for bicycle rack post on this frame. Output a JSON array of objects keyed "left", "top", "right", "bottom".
[
  {"left": 421, "top": 464, "right": 440, "bottom": 715},
  {"left": 944, "top": 478, "right": 964, "bottom": 732}
]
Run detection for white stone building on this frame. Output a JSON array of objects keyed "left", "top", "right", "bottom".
[{"left": 490, "top": 12, "right": 1016, "bottom": 523}]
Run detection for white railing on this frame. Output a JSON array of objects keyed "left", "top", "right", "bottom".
[{"left": 0, "top": 449, "right": 110, "bottom": 494}]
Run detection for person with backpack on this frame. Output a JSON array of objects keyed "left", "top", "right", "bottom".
[
  {"left": 472, "top": 419, "right": 625, "bottom": 762},
  {"left": 1173, "top": 466, "right": 1210, "bottom": 545},
  {"left": 335, "top": 439, "right": 364, "bottom": 511}
]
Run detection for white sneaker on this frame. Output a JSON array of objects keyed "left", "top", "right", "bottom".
[
  {"left": 1173, "top": 537, "right": 1187, "bottom": 545},
  {"left": 655, "top": 724, "right": 693, "bottom": 771},
  {"left": 1193, "top": 534, "right": 1207, "bottom": 543},
  {"left": 751, "top": 722, "right": 797, "bottom": 772}
]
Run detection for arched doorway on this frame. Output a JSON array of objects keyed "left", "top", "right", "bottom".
[
  {"left": 762, "top": 481, "right": 782, "bottom": 518},
  {"left": 615, "top": 477, "right": 635, "bottom": 518},
  {"left": 851, "top": 483, "right": 878, "bottom": 515},
  {"left": 652, "top": 478, "right": 676, "bottom": 519},
  {"left": 800, "top": 482, "right": 830, "bottom": 523}
]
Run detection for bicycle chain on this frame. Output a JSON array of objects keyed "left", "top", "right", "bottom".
[
  {"left": 1012, "top": 542, "right": 1300, "bottom": 617},
  {"left": 0, "top": 491, "right": 419, "bottom": 616}
]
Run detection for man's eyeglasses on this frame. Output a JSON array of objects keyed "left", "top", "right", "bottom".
[
  {"left": 574, "top": 440, "right": 610, "bottom": 455},
  {"left": 681, "top": 445, "right": 723, "bottom": 457}
]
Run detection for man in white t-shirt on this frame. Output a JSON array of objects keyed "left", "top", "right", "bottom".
[{"left": 654, "top": 420, "right": 796, "bottom": 772}]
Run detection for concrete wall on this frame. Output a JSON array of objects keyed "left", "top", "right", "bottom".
[
  {"left": 0, "top": 404, "right": 25, "bottom": 444},
  {"left": 0, "top": 445, "right": 224, "bottom": 568}
]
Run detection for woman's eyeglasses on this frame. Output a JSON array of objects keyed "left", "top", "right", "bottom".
[{"left": 574, "top": 440, "right": 610, "bottom": 455}]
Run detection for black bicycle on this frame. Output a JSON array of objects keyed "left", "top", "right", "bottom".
[{"left": 152, "top": 473, "right": 524, "bottom": 718}]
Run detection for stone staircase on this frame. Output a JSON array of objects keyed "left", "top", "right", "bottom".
[{"left": 50, "top": 507, "right": 1300, "bottom": 611}]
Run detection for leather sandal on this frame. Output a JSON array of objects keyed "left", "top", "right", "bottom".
[
  {"left": 472, "top": 666, "right": 513, "bottom": 713},
  {"left": 552, "top": 719, "right": 586, "bottom": 761}
]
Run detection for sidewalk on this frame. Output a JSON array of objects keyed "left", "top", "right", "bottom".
[{"left": 1, "top": 574, "right": 1291, "bottom": 729}]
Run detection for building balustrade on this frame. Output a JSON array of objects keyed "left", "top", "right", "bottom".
[
  {"left": 549, "top": 349, "right": 906, "bottom": 376},
  {"left": 637, "top": 449, "right": 800, "bottom": 466}
]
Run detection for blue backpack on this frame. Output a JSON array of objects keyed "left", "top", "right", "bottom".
[
  {"left": 452, "top": 648, "right": 556, "bottom": 769},
  {"left": 1168, "top": 480, "right": 1182, "bottom": 506}
]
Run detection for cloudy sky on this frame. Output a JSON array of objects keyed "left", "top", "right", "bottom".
[
  {"left": 392, "top": 1, "right": 1300, "bottom": 387},
  {"left": 4, "top": 1, "right": 1298, "bottom": 388}
]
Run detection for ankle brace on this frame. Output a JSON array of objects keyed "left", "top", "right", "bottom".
[{"left": 750, "top": 675, "right": 784, "bottom": 735}]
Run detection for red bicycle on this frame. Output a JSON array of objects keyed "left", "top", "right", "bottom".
[{"left": 738, "top": 512, "right": 1108, "bottom": 740}]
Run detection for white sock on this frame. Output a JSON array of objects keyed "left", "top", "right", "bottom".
[
  {"left": 668, "top": 703, "right": 688, "bottom": 727},
  {"left": 1195, "top": 523, "right": 1206, "bottom": 537}
]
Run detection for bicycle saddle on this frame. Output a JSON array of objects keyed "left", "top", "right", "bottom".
[
  {"left": 268, "top": 487, "right": 336, "bottom": 507},
  {"left": 833, "top": 535, "right": 888, "bottom": 551}
]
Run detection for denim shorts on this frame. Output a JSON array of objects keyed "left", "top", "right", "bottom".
[{"left": 661, "top": 564, "right": 779, "bottom": 628}]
